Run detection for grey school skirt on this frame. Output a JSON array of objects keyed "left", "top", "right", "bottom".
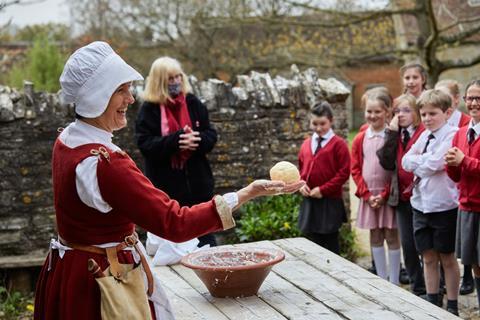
[
  {"left": 456, "top": 209, "right": 480, "bottom": 265},
  {"left": 298, "top": 197, "right": 347, "bottom": 234}
]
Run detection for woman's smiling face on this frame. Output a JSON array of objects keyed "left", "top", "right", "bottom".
[{"left": 93, "top": 83, "right": 135, "bottom": 132}]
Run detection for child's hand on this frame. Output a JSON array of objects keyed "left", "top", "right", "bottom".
[
  {"left": 309, "top": 187, "right": 323, "bottom": 199},
  {"left": 445, "top": 147, "right": 465, "bottom": 167},
  {"left": 373, "top": 195, "right": 385, "bottom": 208},
  {"left": 367, "top": 195, "right": 377, "bottom": 208},
  {"left": 388, "top": 114, "right": 399, "bottom": 132},
  {"left": 299, "top": 185, "right": 311, "bottom": 197}
]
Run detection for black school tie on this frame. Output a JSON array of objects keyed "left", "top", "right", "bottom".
[
  {"left": 402, "top": 129, "right": 410, "bottom": 149},
  {"left": 468, "top": 128, "right": 476, "bottom": 145},
  {"left": 315, "top": 137, "right": 325, "bottom": 154},
  {"left": 422, "top": 134, "right": 435, "bottom": 154}
]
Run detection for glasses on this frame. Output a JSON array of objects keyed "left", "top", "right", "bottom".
[
  {"left": 464, "top": 96, "right": 480, "bottom": 103},
  {"left": 393, "top": 107, "right": 412, "bottom": 114}
]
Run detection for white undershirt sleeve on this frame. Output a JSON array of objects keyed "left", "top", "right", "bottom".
[{"left": 75, "top": 156, "right": 112, "bottom": 213}]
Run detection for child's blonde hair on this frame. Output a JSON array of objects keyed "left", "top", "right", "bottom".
[
  {"left": 365, "top": 86, "right": 393, "bottom": 112},
  {"left": 361, "top": 86, "right": 391, "bottom": 109},
  {"left": 434, "top": 79, "right": 460, "bottom": 97},
  {"left": 394, "top": 93, "right": 421, "bottom": 127},
  {"left": 417, "top": 89, "right": 452, "bottom": 112},
  {"left": 142, "top": 56, "right": 192, "bottom": 104}
]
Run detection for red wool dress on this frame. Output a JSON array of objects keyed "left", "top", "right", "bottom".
[{"left": 34, "top": 139, "right": 227, "bottom": 320}]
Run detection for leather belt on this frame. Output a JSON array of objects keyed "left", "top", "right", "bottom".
[{"left": 59, "top": 234, "right": 154, "bottom": 296}]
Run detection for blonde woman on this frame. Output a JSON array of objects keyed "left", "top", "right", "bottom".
[{"left": 135, "top": 57, "right": 218, "bottom": 247}]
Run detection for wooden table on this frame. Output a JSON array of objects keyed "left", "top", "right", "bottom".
[{"left": 152, "top": 237, "right": 459, "bottom": 319}]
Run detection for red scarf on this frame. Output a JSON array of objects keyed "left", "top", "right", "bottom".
[{"left": 160, "top": 94, "right": 192, "bottom": 169}]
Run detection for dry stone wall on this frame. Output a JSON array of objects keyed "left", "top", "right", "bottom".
[{"left": 0, "top": 66, "right": 350, "bottom": 256}]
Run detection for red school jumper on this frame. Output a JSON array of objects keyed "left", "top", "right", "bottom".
[
  {"left": 459, "top": 113, "right": 471, "bottom": 128},
  {"left": 446, "top": 127, "right": 480, "bottom": 212},
  {"left": 397, "top": 124, "right": 425, "bottom": 201},
  {"left": 298, "top": 135, "right": 351, "bottom": 198},
  {"left": 34, "top": 140, "right": 225, "bottom": 320},
  {"left": 351, "top": 130, "right": 390, "bottom": 200}
]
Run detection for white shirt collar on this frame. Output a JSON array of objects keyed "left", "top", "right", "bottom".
[
  {"left": 428, "top": 122, "right": 454, "bottom": 140},
  {"left": 469, "top": 119, "right": 480, "bottom": 136},
  {"left": 59, "top": 119, "right": 120, "bottom": 151},
  {"left": 311, "top": 129, "right": 335, "bottom": 153},
  {"left": 447, "top": 109, "right": 462, "bottom": 127},
  {"left": 366, "top": 126, "right": 386, "bottom": 139}
]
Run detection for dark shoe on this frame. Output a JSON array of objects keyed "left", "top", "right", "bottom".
[
  {"left": 399, "top": 267, "right": 410, "bottom": 285},
  {"left": 367, "top": 264, "right": 377, "bottom": 275},
  {"left": 446, "top": 307, "right": 459, "bottom": 316},
  {"left": 460, "top": 279, "right": 475, "bottom": 295},
  {"left": 412, "top": 288, "right": 426, "bottom": 296},
  {"left": 420, "top": 294, "right": 443, "bottom": 307}
]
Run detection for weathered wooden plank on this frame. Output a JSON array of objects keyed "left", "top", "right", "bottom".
[
  {"left": 257, "top": 271, "right": 343, "bottom": 320},
  {"left": 171, "top": 264, "right": 288, "bottom": 320},
  {"left": 272, "top": 237, "right": 460, "bottom": 320},
  {"left": 154, "top": 266, "right": 229, "bottom": 320}
]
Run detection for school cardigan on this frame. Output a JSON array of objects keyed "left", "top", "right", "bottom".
[
  {"left": 34, "top": 139, "right": 232, "bottom": 320},
  {"left": 377, "top": 124, "right": 425, "bottom": 202},
  {"left": 351, "top": 130, "right": 390, "bottom": 200},
  {"left": 446, "top": 126, "right": 480, "bottom": 212},
  {"left": 135, "top": 93, "right": 217, "bottom": 206},
  {"left": 298, "top": 135, "right": 350, "bottom": 198},
  {"left": 459, "top": 112, "right": 471, "bottom": 128}
]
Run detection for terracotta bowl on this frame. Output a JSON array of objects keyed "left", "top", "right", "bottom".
[{"left": 181, "top": 247, "right": 285, "bottom": 298}]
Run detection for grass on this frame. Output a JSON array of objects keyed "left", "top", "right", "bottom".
[{"left": 348, "top": 129, "right": 358, "bottom": 147}]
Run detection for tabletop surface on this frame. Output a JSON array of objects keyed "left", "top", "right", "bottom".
[{"left": 152, "top": 237, "right": 459, "bottom": 320}]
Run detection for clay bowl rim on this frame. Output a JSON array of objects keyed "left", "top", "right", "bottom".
[{"left": 180, "top": 247, "right": 285, "bottom": 272}]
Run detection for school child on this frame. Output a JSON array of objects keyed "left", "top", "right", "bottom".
[
  {"left": 352, "top": 89, "right": 401, "bottom": 285},
  {"left": 446, "top": 79, "right": 480, "bottom": 311},
  {"left": 402, "top": 89, "right": 459, "bottom": 315},
  {"left": 435, "top": 79, "right": 471, "bottom": 128},
  {"left": 377, "top": 94, "right": 426, "bottom": 295},
  {"left": 436, "top": 79, "right": 474, "bottom": 295},
  {"left": 298, "top": 101, "right": 350, "bottom": 254},
  {"left": 400, "top": 62, "right": 428, "bottom": 98}
]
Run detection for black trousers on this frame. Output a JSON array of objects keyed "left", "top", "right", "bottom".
[
  {"left": 397, "top": 200, "right": 425, "bottom": 294},
  {"left": 305, "top": 232, "right": 340, "bottom": 254}
]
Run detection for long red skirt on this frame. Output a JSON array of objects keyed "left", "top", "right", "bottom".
[{"left": 34, "top": 249, "right": 156, "bottom": 320}]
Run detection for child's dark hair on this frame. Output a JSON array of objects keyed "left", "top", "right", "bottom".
[
  {"left": 311, "top": 101, "right": 333, "bottom": 121},
  {"left": 465, "top": 79, "right": 480, "bottom": 94}
]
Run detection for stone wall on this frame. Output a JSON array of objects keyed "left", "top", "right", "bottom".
[{"left": 0, "top": 66, "right": 350, "bottom": 257}]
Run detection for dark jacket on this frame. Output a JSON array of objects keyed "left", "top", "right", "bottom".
[{"left": 135, "top": 93, "right": 217, "bottom": 206}]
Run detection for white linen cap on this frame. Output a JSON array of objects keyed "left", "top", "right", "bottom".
[{"left": 59, "top": 41, "right": 143, "bottom": 118}]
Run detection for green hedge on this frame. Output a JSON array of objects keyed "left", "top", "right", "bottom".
[{"left": 230, "top": 194, "right": 361, "bottom": 261}]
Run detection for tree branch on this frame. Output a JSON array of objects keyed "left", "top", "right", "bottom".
[
  {"left": 441, "top": 53, "right": 480, "bottom": 70},
  {"left": 440, "top": 23, "right": 480, "bottom": 44},
  {"left": 439, "top": 15, "right": 480, "bottom": 33}
]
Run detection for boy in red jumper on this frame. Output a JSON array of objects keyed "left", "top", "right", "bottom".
[
  {"left": 446, "top": 79, "right": 480, "bottom": 310},
  {"left": 298, "top": 101, "right": 351, "bottom": 254}
]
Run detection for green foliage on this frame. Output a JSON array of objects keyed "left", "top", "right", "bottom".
[
  {"left": 0, "top": 286, "right": 33, "bottom": 319},
  {"left": 5, "top": 37, "right": 66, "bottom": 92},
  {"left": 15, "top": 23, "right": 71, "bottom": 42},
  {"left": 234, "top": 194, "right": 303, "bottom": 243},
  {"left": 338, "top": 223, "right": 362, "bottom": 261},
  {"left": 230, "top": 194, "right": 360, "bottom": 261}
]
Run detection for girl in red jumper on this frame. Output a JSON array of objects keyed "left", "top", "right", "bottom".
[
  {"left": 377, "top": 93, "right": 426, "bottom": 294},
  {"left": 352, "top": 89, "right": 401, "bottom": 284},
  {"left": 298, "top": 101, "right": 351, "bottom": 254}
]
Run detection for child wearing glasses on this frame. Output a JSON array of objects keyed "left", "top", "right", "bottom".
[
  {"left": 377, "top": 94, "right": 426, "bottom": 295},
  {"left": 446, "top": 79, "right": 480, "bottom": 312}
]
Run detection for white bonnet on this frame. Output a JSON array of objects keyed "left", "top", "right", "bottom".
[{"left": 59, "top": 41, "right": 143, "bottom": 118}]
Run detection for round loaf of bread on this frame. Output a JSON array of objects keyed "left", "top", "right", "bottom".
[{"left": 269, "top": 161, "right": 300, "bottom": 184}]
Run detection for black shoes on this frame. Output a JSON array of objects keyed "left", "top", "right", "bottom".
[
  {"left": 399, "top": 267, "right": 410, "bottom": 285},
  {"left": 459, "top": 278, "right": 475, "bottom": 295},
  {"left": 446, "top": 307, "right": 459, "bottom": 316}
]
